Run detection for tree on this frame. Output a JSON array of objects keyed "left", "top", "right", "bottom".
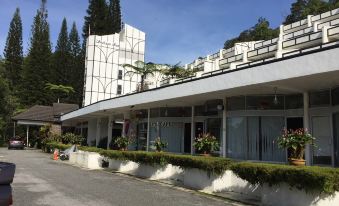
[
  {"left": 45, "top": 83, "right": 75, "bottom": 103},
  {"left": 107, "top": 0, "right": 122, "bottom": 34},
  {"left": 21, "top": 0, "right": 52, "bottom": 106},
  {"left": 162, "top": 63, "right": 195, "bottom": 79},
  {"left": 52, "top": 18, "right": 70, "bottom": 86},
  {"left": 224, "top": 18, "right": 279, "bottom": 49},
  {"left": 3, "top": 8, "right": 23, "bottom": 91},
  {"left": 69, "top": 22, "right": 84, "bottom": 106},
  {"left": 123, "top": 61, "right": 161, "bottom": 91},
  {"left": 82, "top": 0, "right": 109, "bottom": 40}
]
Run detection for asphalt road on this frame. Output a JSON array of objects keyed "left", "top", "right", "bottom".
[{"left": 0, "top": 148, "right": 243, "bottom": 206}]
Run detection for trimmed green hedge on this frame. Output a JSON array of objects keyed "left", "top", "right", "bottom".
[
  {"left": 230, "top": 162, "right": 339, "bottom": 195},
  {"left": 45, "top": 143, "right": 339, "bottom": 194},
  {"left": 45, "top": 142, "right": 72, "bottom": 152}
]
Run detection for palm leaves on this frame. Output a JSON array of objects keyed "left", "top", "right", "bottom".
[{"left": 162, "top": 63, "right": 195, "bottom": 79}]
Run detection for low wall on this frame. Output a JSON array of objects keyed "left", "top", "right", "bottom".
[
  {"left": 69, "top": 151, "right": 103, "bottom": 169},
  {"left": 67, "top": 151, "right": 339, "bottom": 206}
]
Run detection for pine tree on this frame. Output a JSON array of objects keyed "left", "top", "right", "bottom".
[
  {"left": 3, "top": 8, "right": 23, "bottom": 91},
  {"left": 107, "top": 0, "right": 122, "bottom": 34},
  {"left": 69, "top": 22, "right": 83, "bottom": 106},
  {"left": 82, "top": 0, "right": 109, "bottom": 40},
  {"left": 52, "top": 18, "right": 70, "bottom": 87},
  {"left": 21, "top": 0, "right": 52, "bottom": 106}
]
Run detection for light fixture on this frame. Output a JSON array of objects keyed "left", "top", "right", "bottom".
[
  {"left": 165, "top": 105, "right": 168, "bottom": 117},
  {"left": 273, "top": 87, "right": 279, "bottom": 105},
  {"left": 217, "top": 104, "right": 224, "bottom": 111}
]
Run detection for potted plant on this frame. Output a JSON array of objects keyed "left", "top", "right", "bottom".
[
  {"left": 153, "top": 137, "right": 167, "bottom": 152},
  {"left": 277, "top": 128, "right": 315, "bottom": 166},
  {"left": 114, "top": 136, "right": 130, "bottom": 151},
  {"left": 194, "top": 133, "right": 219, "bottom": 156}
]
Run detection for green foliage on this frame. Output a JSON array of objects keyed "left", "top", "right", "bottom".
[
  {"left": 224, "top": 17, "right": 279, "bottom": 49},
  {"left": 21, "top": 0, "right": 52, "bottom": 106},
  {"left": 162, "top": 63, "right": 195, "bottom": 79},
  {"left": 277, "top": 128, "right": 315, "bottom": 159},
  {"left": 45, "top": 83, "right": 75, "bottom": 103},
  {"left": 3, "top": 8, "right": 23, "bottom": 91},
  {"left": 114, "top": 136, "right": 131, "bottom": 150},
  {"left": 230, "top": 162, "right": 339, "bottom": 195},
  {"left": 194, "top": 133, "right": 219, "bottom": 154},
  {"left": 61, "top": 133, "right": 84, "bottom": 145},
  {"left": 123, "top": 61, "right": 161, "bottom": 91},
  {"left": 152, "top": 137, "right": 167, "bottom": 152},
  {"left": 107, "top": 0, "right": 122, "bottom": 34},
  {"left": 45, "top": 141, "right": 72, "bottom": 152}
]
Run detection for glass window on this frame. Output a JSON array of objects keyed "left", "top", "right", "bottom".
[
  {"left": 205, "top": 99, "right": 222, "bottom": 116},
  {"left": 117, "top": 85, "right": 122, "bottom": 95},
  {"left": 150, "top": 108, "right": 160, "bottom": 118},
  {"left": 118, "top": 70, "right": 123, "bottom": 80},
  {"left": 246, "top": 95, "right": 284, "bottom": 110},
  {"left": 227, "top": 117, "right": 246, "bottom": 159},
  {"left": 227, "top": 96, "right": 245, "bottom": 111},
  {"left": 160, "top": 107, "right": 192, "bottom": 117},
  {"left": 194, "top": 105, "right": 205, "bottom": 116},
  {"left": 285, "top": 94, "right": 303, "bottom": 109},
  {"left": 332, "top": 87, "right": 339, "bottom": 106},
  {"left": 310, "top": 90, "right": 330, "bottom": 107}
]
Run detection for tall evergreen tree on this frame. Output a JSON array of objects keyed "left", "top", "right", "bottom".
[
  {"left": 82, "top": 0, "right": 108, "bottom": 40},
  {"left": 107, "top": 0, "right": 122, "bottom": 34},
  {"left": 3, "top": 8, "right": 23, "bottom": 91},
  {"left": 52, "top": 18, "right": 70, "bottom": 87},
  {"left": 69, "top": 22, "right": 83, "bottom": 106},
  {"left": 21, "top": 0, "right": 52, "bottom": 106}
]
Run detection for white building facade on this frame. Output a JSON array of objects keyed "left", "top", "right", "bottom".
[
  {"left": 83, "top": 24, "right": 145, "bottom": 106},
  {"left": 63, "top": 9, "right": 339, "bottom": 167}
]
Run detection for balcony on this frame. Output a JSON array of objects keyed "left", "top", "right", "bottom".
[
  {"left": 247, "top": 43, "right": 277, "bottom": 61},
  {"left": 219, "top": 54, "right": 243, "bottom": 69},
  {"left": 283, "top": 31, "right": 322, "bottom": 50}
]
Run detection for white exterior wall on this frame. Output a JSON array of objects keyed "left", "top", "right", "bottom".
[{"left": 83, "top": 24, "right": 145, "bottom": 106}]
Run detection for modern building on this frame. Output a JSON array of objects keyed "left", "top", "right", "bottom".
[{"left": 62, "top": 9, "right": 339, "bottom": 167}]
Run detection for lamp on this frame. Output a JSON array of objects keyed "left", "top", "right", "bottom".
[
  {"left": 217, "top": 104, "right": 224, "bottom": 111},
  {"left": 164, "top": 105, "right": 168, "bottom": 117}
]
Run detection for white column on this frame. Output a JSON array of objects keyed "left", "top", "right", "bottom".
[
  {"left": 303, "top": 92, "right": 311, "bottom": 165},
  {"left": 307, "top": 15, "right": 313, "bottom": 27},
  {"left": 26, "top": 125, "right": 29, "bottom": 147},
  {"left": 80, "top": 122, "right": 83, "bottom": 136},
  {"left": 107, "top": 116, "right": 113, "bottom": 149},
  {"left": 146, "top": 108, "right": 151, "bottom": 151},
  {"left": 191, "top": 106, "right": 195, "bottom": 155},
  {"left": 222, "top": 97, "right": 227, "bottom": 157},
  {"left": 322, "top": 26, "right": 329, "bottom": 44},
  {"left": 96, "top": 118, "right": 101, "bottom": 147}
]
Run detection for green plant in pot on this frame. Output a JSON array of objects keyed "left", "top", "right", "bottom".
[
  {"left": 153, "top": 137, "right": 167, "bottom": 152},
  {"left": 194, "top": 133, "right": 219, "bottom": 156},
  {"left": 114, "top": 136, "right": 130, "bottom": 151},
  {"left": 277, "top": 128, "right": 315, "bottom": 166}
]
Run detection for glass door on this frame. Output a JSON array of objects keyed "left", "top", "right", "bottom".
[
  {"left": 334, "top": 113, "right": 339, "bottom": 167},
  {"left": 312, "top": 116, "right": 332, "bottom": 165}
]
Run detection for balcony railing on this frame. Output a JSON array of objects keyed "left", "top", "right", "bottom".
[
  {"left": 254, "top": 38, "right": 278, "bottom": 50},
  {"left": 247, "top": 44, "right": 277, "bottom": 58},
  {"left": 283, "top": 19, "right": 308, "bottom": 33},
  {"left": 283, "top": 27, "right": 313, "bottom": 40},
  {"left": 328, "top": 25, "right": 339, "bottom": 39},
  {"left": 318, "top": 18, "right": 339, "bottom": 30},
  {"left": 283, "top": 31, "right": 322, "bottom": 49},
  {"left": 209, "top": 52, "right": 220, "bottom": 61},
  {"left": 219, "top": 54, "right": 243, "bottom": 69},
  {"left": 311, "top": 8, "right": 339, "bottom": 23}
]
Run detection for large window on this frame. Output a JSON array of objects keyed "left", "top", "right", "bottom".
[
  {"left": 309, "top": 90, "right": 330, "bottom": 107},
  {"left": 118, "top": 70, "right": 123, "bottom": 80},
  {"left": 117, "top": 85, "right": 122, "bottom": 95}
]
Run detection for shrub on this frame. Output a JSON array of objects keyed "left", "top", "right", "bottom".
[
  {"left": 97, "top": 137, "right": 108, "bottom": 149},
  {"left": 152, "top": 137, "right": 167, "bottom": 152},
  {"left": 61, "top": 133, "right": 84, "bottom": 145},
  {"left": 114, "top": 136, "right": 131, "bottom": 150},
  {"left": 194, "top": 133, "right": 219, "bottom": 154}
]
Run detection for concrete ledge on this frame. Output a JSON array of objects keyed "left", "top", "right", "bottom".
[{"left": 69, "top": 151, "right": 103, "bottom": 169}]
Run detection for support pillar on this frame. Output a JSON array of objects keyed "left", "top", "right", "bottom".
[
  {"left": 146, "top": 108, "right": 151, "bottom": 151},
  {"left": 13, "top": 122, "right": 16, "bottom": 137},
  {"left": 222, "top": 98, "right": 227, "bottom": 157},
  {"left": 96, "top": 118, "right": 101, "bottom": 147},
  {"left": 80, "top": 122, "right": 83, "bottom": 136},
  {"left": 190, "top": 106, "right": 195, "bottom": 155},
  {"left": 26, "top": 125, "right": 29, "bottom": 147},
  {"left": 322, "top": 26, "right": 329, "bottom": 44},
  {"left": 303, "top": 92, "right": 311, "bottom": 165},
  {"left": 107, "top": 116, "right": 113, "bottom": 149}
]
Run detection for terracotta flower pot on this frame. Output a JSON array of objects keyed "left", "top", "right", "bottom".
[{"left": 289, "top": 158, "right": 306, "bottom": 166}]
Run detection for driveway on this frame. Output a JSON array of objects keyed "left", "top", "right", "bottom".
[{"left": 0, "top": 148, "right": 244, "bottom": 206}]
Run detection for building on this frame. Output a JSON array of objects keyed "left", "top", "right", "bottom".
[{"left": 62, "top": 9, "right": 339, "bottom": 167}]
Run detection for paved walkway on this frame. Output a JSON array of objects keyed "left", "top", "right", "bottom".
[{"left": 0, "top": 148, "right": 245, "bottom": 206}]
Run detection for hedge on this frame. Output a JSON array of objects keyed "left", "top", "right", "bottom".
[{"left": 45, "top": 143, "right": 339, "bottom": 195}]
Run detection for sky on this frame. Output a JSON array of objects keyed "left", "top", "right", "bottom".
[{"left": 0, "top": 0, "right": 296, "bottom": 64}]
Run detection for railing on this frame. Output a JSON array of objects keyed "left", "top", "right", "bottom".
[
  {"left": 282, "top": 31, "right": 322, "bottom": 49},
  {"left": 160, "top": 78, "right": 171, "bottom": 86},
  {"left": 283, "top": 27, "right": 313, "bottom": 40},
  {"left": 222, "top": 47, "right": 236, "bottom": 58},
  {"left": 311, "top": 8, "right": 339, "bottom": 22},
  {"left": 283, "top": 19, "right": 308, "bottom": 33},
  {"left": 328, "top": 25, "right": 339, "bottom": 38},
  {"left": 219, "top": 54, "right": 243, "bottom": 69},
  {"left": 209, "top": 51, "right": 220, "bottom": 61},
  {"left": 174, "top": 75, "right": 197, "bottom": 83},
  {"left": 254, "top": 38, "right": 278, "bottom": 50},
  {"left": 247, "top": 44, "right": 277, "bottom": 58},
  {"left": 318, "top": 18, "right": 339, "bottom": 30}
]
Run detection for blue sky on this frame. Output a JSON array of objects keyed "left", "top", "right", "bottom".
[{"left": 0, "top": 0, "right": 295, "bottom": 64}]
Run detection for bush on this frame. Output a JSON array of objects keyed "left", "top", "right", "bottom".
[
  {"left": 97, "top": 137, "right": 108, "bottom": 149},
  {"left": 61, "top": 133, "right": 84, "bottom": 145},
  {"left": 45, "top": 142, "right": 72, "bottom": 153},
  {"left": 194, "top": 133, "right": 219, "bottom": 154}
]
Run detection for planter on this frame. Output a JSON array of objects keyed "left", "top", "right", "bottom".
[
  {"left": 289, "top": 158, "right": 306, "bottom": 166},
  {"left": 0, "top": 162, "right": 16, "bottom": 185},
  {"left": 69, "top": 151, "right": 103, "bottom": 169}
]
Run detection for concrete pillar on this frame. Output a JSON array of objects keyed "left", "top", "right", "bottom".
[
  {"left": 222, "top": 98, "right": 227, "bottom": 157},
  {"left": 107, "top": 116, "right": 113, "bottom": 149},
  {"left": 80, "top": 122, "right": 83, "bottom": 136},
  {"left": 303, "top": 92, "right": 311, "bottom": 165},
  {"left": 242, "top": 48, "right": 248, "bottom": 63},
  {"left": 322, "top": 26, "right": 329, "bottom": 44},
  {"left": 122, "top": 112, "right": 131, "bottom": 137},
  {"left": 13, "top": 122, "right": 16, "bottom": 137},
  {"left": 190, "top": 106, "right": 195, "bottom": 155},
  {"left": 307, "top": 15, "right": 313, "bottom": 27},
  {"left": 96, "top": 118, "right": 101, "bottom": 147},
  {"left": 313, "top": 22, "right": 319, "bottom": 33},
  {"left": 26, "top": 125, "right": 29, "bottom": 147},
  {"left": 146, "top": 108, "right": 151, "bottom": 151}
]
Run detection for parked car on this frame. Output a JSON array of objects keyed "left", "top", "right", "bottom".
[
  {"left": 0, "top": 162, "right": 15, "bottom": 206},
  {"left": 8, "top": 136, "right": 24, "bottom": 150}
]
